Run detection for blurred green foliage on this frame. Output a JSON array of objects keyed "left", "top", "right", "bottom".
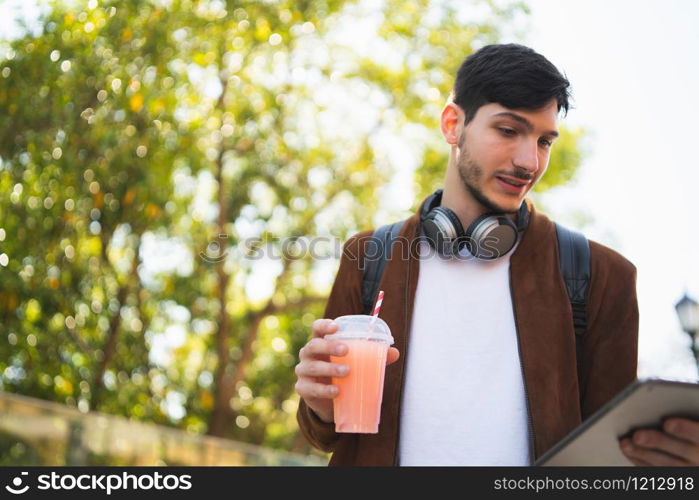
[{"left": 0, "top": 0, "right": 582, "bottom": 456}]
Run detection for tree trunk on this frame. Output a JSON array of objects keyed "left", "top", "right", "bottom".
[
  {"left": 208, "top": 313, "right": 259, "bottom": 438},
  {"left": 208, "top": 258, "right": 231, "bottom": 435},
  {"left": 91, "top": 245, "right": 140, "bottom": 409},
  {"left": 208, "top": 70, "right": 233, "bottom": 437}
]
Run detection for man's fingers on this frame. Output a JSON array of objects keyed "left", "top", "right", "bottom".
[
  {"left": 299, "top": 337, "right": 347, "bottom": 360},
  {"left": 386, "top": 347, "right": 400, "bottom": 365},
  {"left": 620, "top": 439, "right": 651, "bottom": 465},
  {"left": 294, "top": 380, "right": 339, "bottom": 400},
  {"left": 620, "top": 439, "right": 690, "bottom": 466},
  {"left": 630, "top": 429, "right": 699, "bottom": 464},
  {"left": 664, "top": 418, "right": 699, "bottom": 446},
  {"left": 311, "top": 318, "right": 338, "bottom": 338},
  {"left": 295, "top": 360, "right": 349, "bottom": 379}
]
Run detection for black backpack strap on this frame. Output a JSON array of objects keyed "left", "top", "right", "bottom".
[
  {"left": 361, "top": 220, "right": 406, "bottom": 314},
  {"left": 554, "top": 222, "right": 591, "bottom": 404}
]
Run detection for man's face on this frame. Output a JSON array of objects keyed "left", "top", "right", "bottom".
[{"left": 452, "top": 99, "right": 560, "bottom": 214}]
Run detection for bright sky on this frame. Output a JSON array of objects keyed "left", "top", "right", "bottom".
[
  {"left": 518, "top": 0, "right": 699, "bottom": 380},
  {"left": 2, "top": 0, "right": 697, "bottom": 380}
]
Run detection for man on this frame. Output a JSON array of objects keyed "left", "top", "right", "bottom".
[{"left": 294, "top": 44, "right": 699, "bottom": 466}]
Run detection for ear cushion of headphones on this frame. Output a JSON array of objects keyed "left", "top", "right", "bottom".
[
  {"left": 463, "top": 214, "right": 518, "bottom": 259},
  {"left": 422, "top": 206, "right": 466, "bottom": 256},
  {"left": 435, "top": 206, "right": 466, "bottom": 239}
]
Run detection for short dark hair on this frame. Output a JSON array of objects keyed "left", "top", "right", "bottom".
[{"left": 453, "top": 44, "right": 571, "bottom": 124}]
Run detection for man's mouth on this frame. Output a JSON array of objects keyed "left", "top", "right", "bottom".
[{"left": 495, "top": 175, "right": 529, "bottom": 188}]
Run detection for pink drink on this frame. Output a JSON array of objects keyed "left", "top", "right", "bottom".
[
  {"left": 330, "top": 338, "right": 389, "bottom": 433},
  {"left": 326, "top": 315, "right": 393, "bottom": 434}
]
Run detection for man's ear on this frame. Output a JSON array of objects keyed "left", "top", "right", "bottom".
[{"left": 441, "top": 102, "right": 462, "bottom": 146}]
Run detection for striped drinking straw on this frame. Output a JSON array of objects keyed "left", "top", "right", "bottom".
[{"left": 369, "top": 290, "right": 384, "bottom": 330}]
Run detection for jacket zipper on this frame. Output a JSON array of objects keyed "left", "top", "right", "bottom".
[
  {"left": 392, "top": 230, "right": 415, "bottom": 466},
  {"left": 509, "top": 265, "right": 536, "bottom": 464}
]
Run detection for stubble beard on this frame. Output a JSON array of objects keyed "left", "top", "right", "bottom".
[{"left": 455, "top": 132, "right": 516, "bottom": 215}]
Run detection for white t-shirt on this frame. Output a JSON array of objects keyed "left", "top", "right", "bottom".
[{"left": 397, "top": 238, "right": 531, "bottom": 466}]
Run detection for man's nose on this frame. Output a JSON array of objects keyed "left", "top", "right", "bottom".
[{"left": 512, "top": 139, "right": 539, "bottom": 174}]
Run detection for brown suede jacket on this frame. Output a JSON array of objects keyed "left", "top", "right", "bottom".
[{"left": 297, "top": 195, "right": 639, "bottom": 466}]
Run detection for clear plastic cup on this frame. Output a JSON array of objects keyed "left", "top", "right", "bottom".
[{"left": 325, "top": 315, "right": 394, "bottom": 433}]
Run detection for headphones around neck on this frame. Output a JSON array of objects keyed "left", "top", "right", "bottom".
[{"left": 420, "top": 189, "right": 530, "bottom": 260}]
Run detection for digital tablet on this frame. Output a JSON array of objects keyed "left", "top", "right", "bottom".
[{"left": 535, "top": 378, "right": 699, "bottom": 466}]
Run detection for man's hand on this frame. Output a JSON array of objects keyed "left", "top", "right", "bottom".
[
  {"left": 620, "top": 418, "right": 699, "bottom": 466},
  {"left": 294, "top": 318, "right": 400, "bottom": 425}
]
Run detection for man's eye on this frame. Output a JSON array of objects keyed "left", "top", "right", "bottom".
[
  {"left": 498, "top": 128, "right": 516, "bottom": 136},
  {"left": 539, "top": 138, "right": 553, "bottom": 148}
]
